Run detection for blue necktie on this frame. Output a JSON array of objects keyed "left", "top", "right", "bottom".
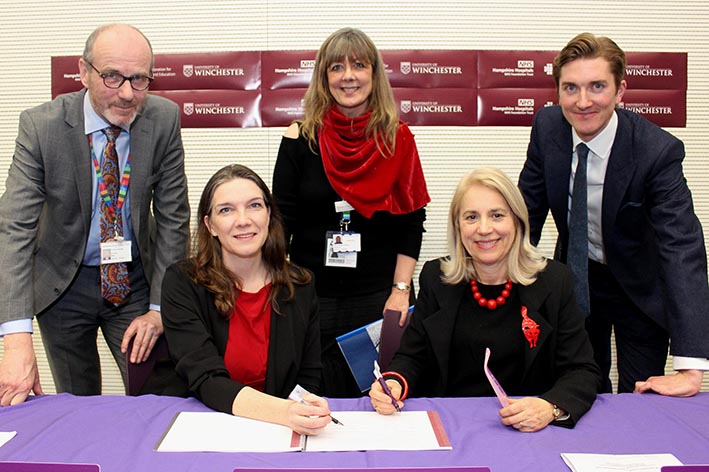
[{"left": 568, "top": 143, "right": 590, "bottom": 315}]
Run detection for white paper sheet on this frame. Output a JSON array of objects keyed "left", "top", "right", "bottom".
[
  {"left": 560, "top": 452, "right": 682, "bottom": 471},
  {"left": 0, "top": 431, "right": 17, "bottom": 448},
  {"left": 304, "top": 410, "right": 451, "bottom": 452},
  {"left": 155, "top": 410, "right": 451, "bottom": 453},
  {"left": 155, "top": 412, "right": 301, "bottom": 453}
]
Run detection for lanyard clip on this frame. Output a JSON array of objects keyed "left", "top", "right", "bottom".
[{"left": 340, "top": 210, "right": 351, "bottom": 232}]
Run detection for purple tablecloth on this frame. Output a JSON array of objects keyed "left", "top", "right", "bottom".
[{"left": 1, "top": 392, "right": 708, "bottom": 471}]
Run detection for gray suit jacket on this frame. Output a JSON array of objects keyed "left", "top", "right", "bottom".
[{"left": 0, "top": 89, "right": 190, "bottom": 322}]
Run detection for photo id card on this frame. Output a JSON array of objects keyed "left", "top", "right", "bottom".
[
  {"left": 325, "top": 231, "right": 358, "bottom": 268},
  {"left": 100, "top": 239, "right": 132, "bottom": 264},
  {"left": 327, "top": 231, "right": 361, "bottom": 252}
]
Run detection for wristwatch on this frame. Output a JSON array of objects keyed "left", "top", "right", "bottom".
[
  {"left": 392, "top": 282, "right": 411, "bottom": 291},
  {"left": 552, "top": 404, "right": 570, "bottom": 421}
]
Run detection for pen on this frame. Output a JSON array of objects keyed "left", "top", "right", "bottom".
[
  {"left": 288, "top": 384, "right": 344, "bottom": 426},
  {"left": 373, "top": 360, "right": 401, "bottom": 412}
]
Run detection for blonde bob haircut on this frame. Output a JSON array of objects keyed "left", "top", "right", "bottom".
[
  {"left": 441, "top": 168, "right": 547, "bottom": 286},
  {"left": 299, "top": 27, "right": 399, "bottom": 155}
]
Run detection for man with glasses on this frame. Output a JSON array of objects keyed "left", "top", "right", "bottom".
[{"left": 0, "top": 23, "right": 190, "bottom": 405}]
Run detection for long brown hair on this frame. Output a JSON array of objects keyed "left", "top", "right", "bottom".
[
  {"left": 190, "top": 164, "right": 311, "bottom": 317},
  {"left": 299, "top": 27, "right": 400, "bottom": 155}
]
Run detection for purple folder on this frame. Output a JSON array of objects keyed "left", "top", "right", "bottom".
[
  {"left": 235, "top": 468, "right": 490, "bottom": 472},
  {"left": 378, "top": 308, "right": 411, "bottom": 372},
  {"left": 662, "top": 467, "right": 709, "bottom": 471},
  {"left": 0, "top": 463, "right": 100, "bottom": 472}
]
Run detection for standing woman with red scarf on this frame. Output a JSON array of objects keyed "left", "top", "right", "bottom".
[{"left": 273, "top": 28, "right": 430, "bottom": 398}]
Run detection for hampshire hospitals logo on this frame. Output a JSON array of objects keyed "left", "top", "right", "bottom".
[
  {"left": 183, "top": 65, "right": 194, "bottom": 78},
  {"left": 183, "top": 103, "right": 194, "bottom": 116},
  {"left": 400, "top": 100, "right": 412, "bottom": 114},
  {"left": 400, "top": 62, "right": 411, "bottom": 75}
]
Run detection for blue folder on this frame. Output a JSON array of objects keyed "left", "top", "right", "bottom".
[{"left": 336, "top": 318, "right": 382, "bottom": 392}]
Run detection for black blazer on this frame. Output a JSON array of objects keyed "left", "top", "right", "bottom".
[
  {"left": 519, "top": 105, "right": 709, "bottom": 358},
  {"left": 389, "top": 258, "right": 600, "bottom": 427},
  {"left": 161, "top": 261, "right": 321, "bottom": 414}
]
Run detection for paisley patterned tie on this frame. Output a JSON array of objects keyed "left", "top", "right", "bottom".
[{"left": 100, "top": 126, "right": 130, "bottom": 305}]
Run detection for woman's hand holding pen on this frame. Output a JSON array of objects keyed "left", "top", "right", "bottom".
[
  {"left": 287, "top": 393, "right": 332, "bottom": 435},
  {"left": 369, "top": 379, "right": 404, "bottom": 415}
]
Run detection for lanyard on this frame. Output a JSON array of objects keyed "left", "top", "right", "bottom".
[
  {"left": 340, "top": 210, "right": 351, "bottom": 232},
  {"left": 88, "top": 133, "right": 132, "bottom": 225}
]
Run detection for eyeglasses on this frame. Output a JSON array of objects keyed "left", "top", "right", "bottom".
[{"left": 84, "top": 60, "right": 154, "bottom": 91}]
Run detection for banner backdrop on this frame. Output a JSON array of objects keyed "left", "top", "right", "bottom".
[{"left": 51, "top": 50, "right": 687, "bottom": 128}]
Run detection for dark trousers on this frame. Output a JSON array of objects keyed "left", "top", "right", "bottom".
[
  {"left": 36, "top": 260, "right": 150, "bottom": 395},
  {"left": 318, "top": 289, "right": 392, "bottom": 398},
  {"left": 587, "top": 259, "right": 669, "bottom": 393}
]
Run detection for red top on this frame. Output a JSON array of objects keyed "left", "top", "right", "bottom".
[{"left": 224, "top": 284, "right": 272, "bottom": 392}]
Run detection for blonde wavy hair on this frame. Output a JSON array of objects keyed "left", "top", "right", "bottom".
[
  {"left": 299, "top": 27, "right": 399, "bottom": 155},
  {"left": 441, "top": 168, "right": 547, "bottom": 286}
]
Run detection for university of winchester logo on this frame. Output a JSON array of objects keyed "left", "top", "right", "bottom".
[
  {"left": 183, "top": 65, "right": 194, "bottom": 78},
  {"left": 400, "top": 100, "right": 412, "bottom": 114},
  {"left": 400, "top": 62, "right": 411, "bottom": 75},
  {"left": 183, "top": 103, "right": 194, "bottom": 115}
]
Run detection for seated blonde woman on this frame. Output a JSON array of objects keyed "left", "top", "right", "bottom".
[{"left": 370, "top": 168, "right": 601, "bottom": 432}]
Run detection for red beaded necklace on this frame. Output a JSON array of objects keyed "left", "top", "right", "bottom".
[{"left": 470, "top": 278, "right": 513, "bottom": 310}]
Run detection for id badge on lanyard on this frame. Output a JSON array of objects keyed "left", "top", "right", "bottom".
[
  {"left": 325, "top": 200, "right": 361, "bottom": 268},
  {"left": 90, "top": 132, "right": 133, "bottom": 266},
  {"left": 101, "top": 237, "right": 132, "bottom": 264}
]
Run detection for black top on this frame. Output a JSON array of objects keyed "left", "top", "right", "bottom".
[
  {"left": 448, "top": 284, "right": 525, "bottom": 397},
  {"left": 272, "top": 134, "right": 426, "bottom": 297}
]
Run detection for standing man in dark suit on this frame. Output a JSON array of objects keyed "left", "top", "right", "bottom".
[
  {"left": 519, "top": 32, "right": 709, "bottom": 396},
  {"left": 0, "top": 23, "right": 190, "bottom": 406}
]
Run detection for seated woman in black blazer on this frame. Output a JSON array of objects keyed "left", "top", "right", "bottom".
[
  {"left": 162, "top": 164, "right": 330, "bottom": 435},
  {"left": 370, "top": 168, "right": 601, "bottom": 432}
]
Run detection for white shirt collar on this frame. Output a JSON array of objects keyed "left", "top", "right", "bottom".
[{"left": 571, "top": 110, "right": 618, "bottom": 159}]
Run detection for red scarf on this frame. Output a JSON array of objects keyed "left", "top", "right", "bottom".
[{"left": 318, "top": 107, "right": 430, "bottom": 218}]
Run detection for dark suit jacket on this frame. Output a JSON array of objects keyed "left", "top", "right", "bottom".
[
  {"left": 389, "top": 258, "right": 600, "bottom": 427},
  {"left": 0, "top": 89, "right": 190, "bottom": 322},
  {"left": 519, "top": 106, "right": 709, "bottom": 358},
  {"left": 161, "top": 261, "right": 321, "bottom": 414},
  {"left": 389, "top": 259, "right": 600, "bottom": 426}
]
